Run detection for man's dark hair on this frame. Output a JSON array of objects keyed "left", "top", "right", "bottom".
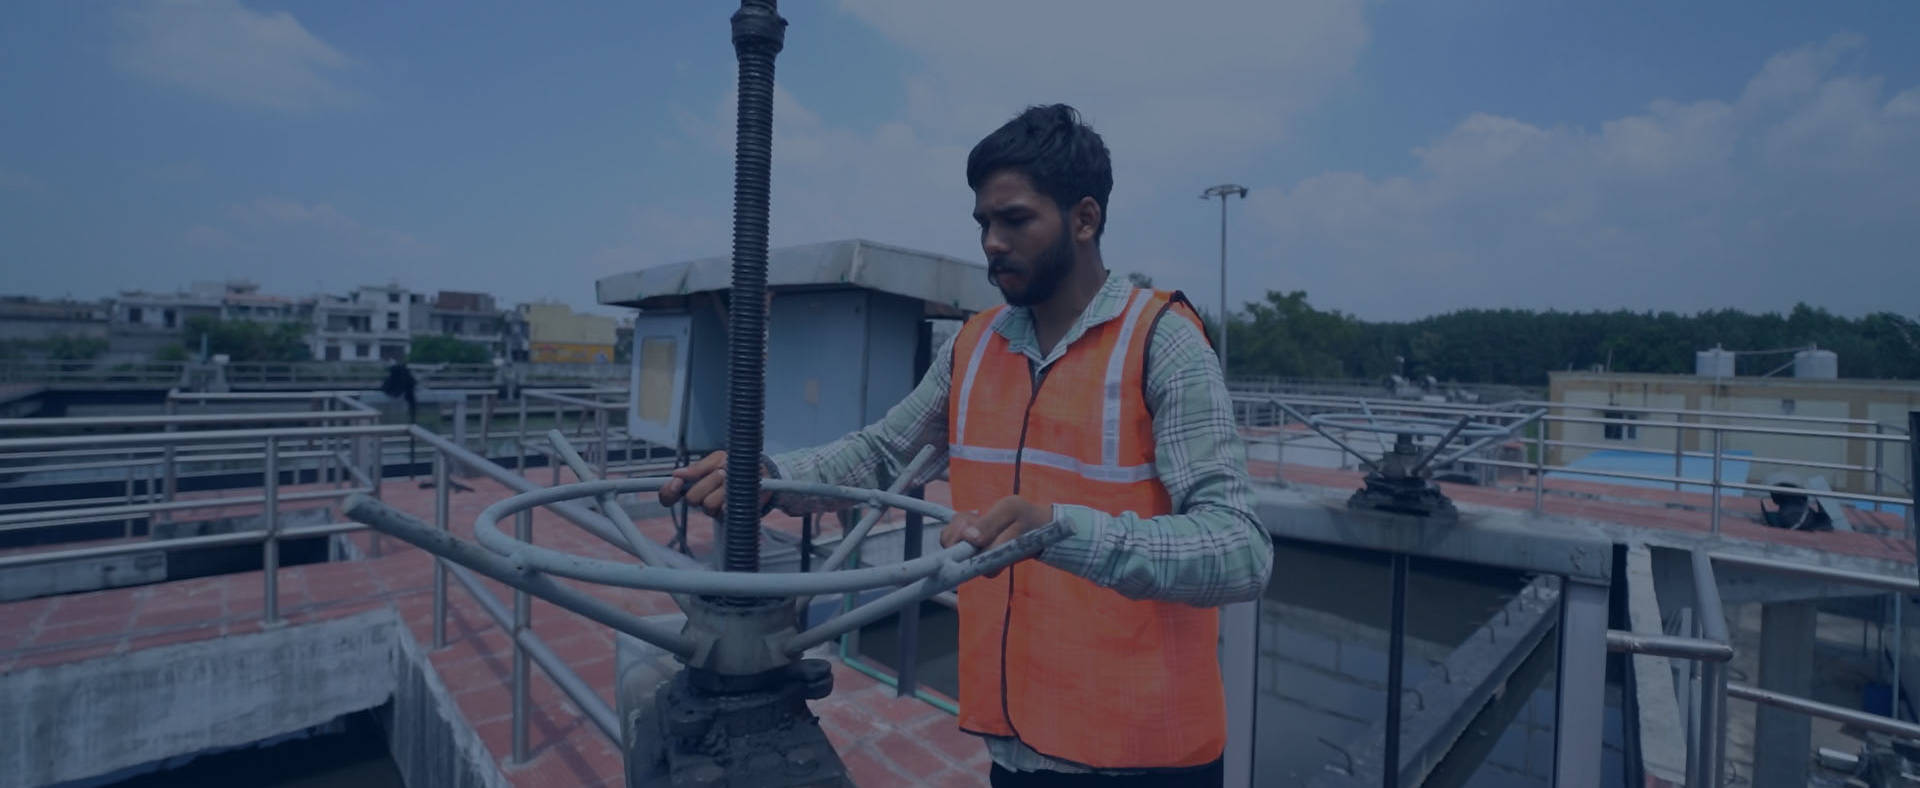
[{"left": 966, "top": 104, "right": 1113, "bottom": 242}]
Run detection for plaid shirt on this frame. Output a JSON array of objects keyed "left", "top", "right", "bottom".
[{"left": 769, "top": 271, "right": 1272, "bottom": 774}]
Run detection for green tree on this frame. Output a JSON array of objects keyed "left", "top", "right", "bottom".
[
  {"left": 409, "top": 334, "right": 490, "bottom": 364},
  {"left": 182, "top": 316, "right": 312, "bottom": 362},
  {"left": 156, "top": 343, "right": 189, "bottom": 362},
  {"left": 47, "top": 334, "right": 108, "bottom": 360},
  {"left": 1216, "top": 291, "right": 1920, "bottom": 386}
]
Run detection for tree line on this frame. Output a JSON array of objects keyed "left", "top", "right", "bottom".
[{"left": 1206, "top": 289, "right": 1920, "bottom": 386}]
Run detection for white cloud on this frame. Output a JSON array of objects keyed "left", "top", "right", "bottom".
[
  {"left": 590, "top": 204, "right": 731, "bottom": 275},
  {"left": 650, "top": 0, "right": 1371, "bottom": 273},
  {"left": 839, "top": 0, "right": 1369, "bottom": 164},
  {"left": 638, "top": 16, "right": 1912, "bottom": 321},
  {"left": 114, "top": 0, "right": 357, "bottom": 112},
  {"left": 202, "top": 198, "right": 436, "bottom": 287},
  {"left": 182, "top": 224, "right": 237, "bottom": 250},
  {"left": 1239, "top": 34, "right": 1920, "bottom": 318}
]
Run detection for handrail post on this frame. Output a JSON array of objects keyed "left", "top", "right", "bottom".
[
  {"left": 1873, "top": 423, "right": 1885, "bottom": 514},
  {"left": 478, "top": 392, "right": 494, "bottom": 465},
  {"left": 433, "top": 449, "right": 449, "bottom": 650},
  {"left": 595, "top": 407, "right": 609, "bottom": 478},
  {"left": 263, "top": 436, "right": 280, "bottom": 626},
  {"left": 123, "top": 463, "right": 136, "bottom": 538},
  {"left": 1896, "top": 592, "right": 1905, "bottom": 723},
  {"left": 896, "top": 484, "right": 924, "bottom": 699},
  {"left": 1909, "top": 411, "right": 1918, "bottom": 568},
  {"left": 1711, "top": 429, "right": 1724, "bottom": 535},
  {"left": 161, "top": 395, "right": 178, "bottom": 525},
  {"left": 1673, "top": 420, "right": 1686, "bottom": 493},
  {"left": 517, "top": 393, "right": 528, "bottom": 475},
  {"left": 511, "top": 508, "right": 532, "bottom": 764},
  {"left": 453, "top": 396, "right": 469, "bottom": 454},
  {"left": 1533, "top": 420, "right": 1547, "bottom": 513}
]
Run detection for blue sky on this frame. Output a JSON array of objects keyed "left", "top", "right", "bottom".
[{"left": 2, "top": 1, "right": 1916, "bottom": 320}]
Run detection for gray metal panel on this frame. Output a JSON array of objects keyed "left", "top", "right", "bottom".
[
  {"left": 595, "top": 239, "right": 1001, "bottom": 315},
  {"left": 861, "top": 291, "right": 923, "bottom": 427},
  {"left": 761, "top": 290, "right": 873, "bottom": 457},
  {"left": 681, "top": 300, "right": 729, "bottom": 453}
]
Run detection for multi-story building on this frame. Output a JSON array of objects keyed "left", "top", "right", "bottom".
[
  {"left": 109, "top": 281, "right": 307, "bottom": 359},
  {"left": 309, "top": 284, "right": 421, "bottom": 362},
  {"left": 426, "top": 291, "right": 509, "bottom": 360},
  {"left": 0, "top": 297, "right": 111, "bottom": 358},
  {"left": 519, "top": 302, "right": 615, "bottom": 364}
]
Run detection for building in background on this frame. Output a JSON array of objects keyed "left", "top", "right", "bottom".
[
  {"left": 310, "top": 284, "right": 421, "bottom": 362},
  {"left": 111, "top": 281, "right": 308, "bottom": 360},
  {"left": 0, "top": 297, "right": 111, "bottom": 358},
  {"left": 1548, "top": 348, "right": 1919, "bottom": 501},
  {"left": 519, "top": 302, "right": 615, "bottom": 364},
  {"left": 426, "top": 291, "right": 509, "bottom": 360}
]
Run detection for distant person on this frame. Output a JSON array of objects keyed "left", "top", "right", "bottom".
[
  {"left": 662, "top": 104, "right": 1273, "bottom": 786},
  {"left": 380, "top": 360, "right": 417, "bottom": 424}
]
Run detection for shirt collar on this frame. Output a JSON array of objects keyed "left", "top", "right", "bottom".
[{"left": 993, "top": 271, "right": 1136, "bottom": 365}]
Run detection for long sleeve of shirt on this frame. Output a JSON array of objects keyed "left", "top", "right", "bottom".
[
  {"left": 767, "top": 282, "right": 1272, "bottom": 610},
  {"left": 764, "top": 333, "right": 956, "bottom": 511}
]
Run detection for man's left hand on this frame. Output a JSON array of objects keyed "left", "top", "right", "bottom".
[{"left": 940, "top": 496, "right": 1053, "bottom": 575}]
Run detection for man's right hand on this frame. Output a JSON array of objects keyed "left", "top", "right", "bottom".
[{"left": 658, "top": 451, "right": 773, "bottom": 517}]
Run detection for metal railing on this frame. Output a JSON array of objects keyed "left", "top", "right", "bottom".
[
  {"left": 7, "top": 390, "right": 1917, "bottom": 784},
  {"left": 0, "top": 359, "right": 628, "bottom": 389},
  {"left": 1236, "top": 393, "right": 1915, "bottom": 535},
  {"left": 0, "top": 423, "right": 405, "bottom": 623}
]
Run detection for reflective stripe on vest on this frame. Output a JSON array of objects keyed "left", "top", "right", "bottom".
[{"left": 945, "top": 286, "right": 1226, "bottom": 770}]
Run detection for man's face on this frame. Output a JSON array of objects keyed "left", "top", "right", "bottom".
[{"left": 973, "top": 169, "right": 1073, "bottom": 307}]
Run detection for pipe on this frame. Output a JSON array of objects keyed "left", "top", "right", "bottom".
[
  {"left": 1728, "top": 683, "right": 1920, "bottom": 742},
  {"left": 784, "top": 520, "right": 1070, "bottom": 654},
  {"left": 1604, "top": 630, "right": 1733, "bottom": 662},
  {"left": 1708, "top": 551, "right": 1920, "bottom": 594},
  {"left": 546, "top": 430, "right": 687, "bottom": 574},
  {"left": 815, "top": 445, "right": 938, "bottom": 575},
  {"left": 471, "top": 478, "right": 968, "bottom": 595},
  {"left": 722, "top": 0, "right": 787, "bottom": 578},
  {"left": 340, "top": 494, "right": 697, "bottom": 658},
  {"left": 1691, "top": 550, "right": 1730, "bottom": 643},
  {"left": 0, "top": 424, "right": 408, "bottom": 451},
  {"left": 407, "top": 427, "right": 701, "bottom": 571},
  {"left": 0, "top": 411, "right": 379, "bottom": 430},
  {"left": 442, "top": 562, "right": 621, "bottom": 743}
]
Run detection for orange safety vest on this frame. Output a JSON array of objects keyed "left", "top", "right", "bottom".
[{"left": 946, "top": 286, "right": 1226, "bottom": 770}]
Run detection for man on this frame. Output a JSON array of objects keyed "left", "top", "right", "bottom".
[{"left": 660, "top": 104, "right": 1273, "bottom": 786}]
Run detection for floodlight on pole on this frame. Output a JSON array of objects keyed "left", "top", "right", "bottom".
[{"left": 1200, "top": 184, "right": 1248, "bottom": 379}]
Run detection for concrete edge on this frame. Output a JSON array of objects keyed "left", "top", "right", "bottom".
[
  {"left": 384, "top": 613, "right": 514, "bottom": 788},
  {"left": 0, "top": 608, "right": 398, "bottom": 788},
  {"left": 1626, "top": 544, "right": 1690, "bottom": 784}
]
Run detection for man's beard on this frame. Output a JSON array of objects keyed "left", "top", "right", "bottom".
[{"left": 989, "top": 225, "right": 1074, "bottom": 308}]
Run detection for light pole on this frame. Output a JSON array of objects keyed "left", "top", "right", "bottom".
[{"left": 1201, "top": 184, "right": 1247, "bottom": 379}]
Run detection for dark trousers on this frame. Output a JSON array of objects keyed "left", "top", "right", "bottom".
[{"left": 988, "top": 759, "right": 1223, "bottom": 787}]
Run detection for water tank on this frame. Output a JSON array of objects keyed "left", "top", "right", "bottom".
[
  {"left": 1695, "top": 347, "right": 1736, "bottom": 377},
  {"left": 1793, "top": 349, "right": 1838, "bottom": 379}
]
